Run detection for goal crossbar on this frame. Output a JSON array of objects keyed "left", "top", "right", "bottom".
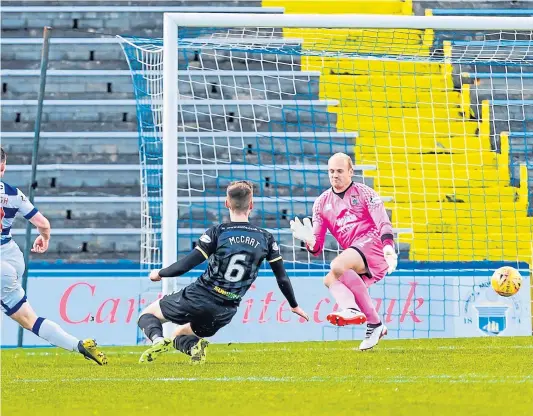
[{"left": 165, "top": 13, "right": 533, "bottom": 30}]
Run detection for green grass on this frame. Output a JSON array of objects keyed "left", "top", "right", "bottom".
[{"left": 2, "top": 337, "right": 533, "bottom": 416}]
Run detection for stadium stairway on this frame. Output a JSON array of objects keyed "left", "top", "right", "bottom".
[{"left": 268, "top": 0, "right": 532, "bottom": 261}]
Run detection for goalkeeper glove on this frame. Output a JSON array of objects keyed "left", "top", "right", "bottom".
[
  {"left": 290, "top": 217, "right": 316, "bottom": 251},
  {"left": 383, "top": 244, "right": 398, "bottom": 274}
]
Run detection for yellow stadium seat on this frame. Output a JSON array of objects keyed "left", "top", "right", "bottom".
[
  {"left": 384, "top": 188, "right": 519, "bottom": 204},
  {"left": 303, "top": 57, "right": 447, "bottom": 75},
  {"left": 263, "top": 0, "right": 411, "bottom": 15},
  {"left": 356, "top": 134, "right": 491, "bottom": 153},
  {"left": 320, "top": 74, "right": 451, "bottom": 89},
  {"left": 344, "top": 106, "right": 463, "bottom": 119},
  {"left": 321, "top": 90, "right": 461, "bottom": 107},
  {"left": 357, "top": 152, "right": 497, "bottom": 167}
]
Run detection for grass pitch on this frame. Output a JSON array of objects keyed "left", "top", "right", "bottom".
[{"left": 2, "top": 337, "right": 532, "bottom": 416}]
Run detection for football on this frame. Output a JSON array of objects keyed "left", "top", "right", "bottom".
[{"left": 491, "top": 266, "right": 523, "bottom": 297}]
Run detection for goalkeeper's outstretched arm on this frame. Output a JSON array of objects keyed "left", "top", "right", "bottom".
[
  {"left": 307, "top": 197, "right": 328, "bottom": 255},
  {"left": 290, "top": 196, "right": 327, "bottom": 256}
]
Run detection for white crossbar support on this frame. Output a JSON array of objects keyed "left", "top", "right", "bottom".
[{"left": 166, "top": 13, "right": 533, "bottom": 30}]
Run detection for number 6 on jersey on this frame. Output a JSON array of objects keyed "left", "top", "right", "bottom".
[{"left": 224, "top": 254, "right": 248, "bottom": 282}]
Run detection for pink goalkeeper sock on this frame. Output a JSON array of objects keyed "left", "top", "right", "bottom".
[
  {"left": 328, "top": 280, "right": 358, "bottom": 310},
  {"left": 340, "top": 270, "right": 381, "bottom": 324}
]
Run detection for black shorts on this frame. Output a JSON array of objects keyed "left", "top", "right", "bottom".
[{"left": 159, "top": 283, "right": 238, "bottom": 338}]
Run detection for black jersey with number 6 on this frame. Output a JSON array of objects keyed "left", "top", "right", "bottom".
[{"left": 194, "top": 221, "right": 282, "bottom": 304}]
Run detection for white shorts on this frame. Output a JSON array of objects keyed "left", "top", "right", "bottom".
[{"left": 0, "top": 240, "right": 27, "bottom": 316}]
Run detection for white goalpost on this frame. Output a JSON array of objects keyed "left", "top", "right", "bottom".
[
  {"left": 121, "top": 13, "right": 533, "bottom": 338},
  {"left": 162, "top": 14, "right": 178, "bottom": 300}
]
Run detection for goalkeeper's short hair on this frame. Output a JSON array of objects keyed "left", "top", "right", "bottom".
[
  {"left": 227, "top": 180, "right": 253, "bottom": 213},
  {"left": 329, "top": 152, "right": 353, "bottom": 170}
]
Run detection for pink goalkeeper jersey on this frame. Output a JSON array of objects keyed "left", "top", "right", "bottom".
[{"left": 308, "top": 182, "right": 394, "bottom": 256}]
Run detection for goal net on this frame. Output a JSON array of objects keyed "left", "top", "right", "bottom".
[{"left": 120, "top": 14, "right": 532, "bottom": 338}]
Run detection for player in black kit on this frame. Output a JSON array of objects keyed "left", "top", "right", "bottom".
[{"left": 137, "top": 180, "right": 309, "bottom": 364}]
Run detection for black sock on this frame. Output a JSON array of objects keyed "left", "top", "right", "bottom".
[
  {"left": 173, "top": 335, "right": 200, "bottom": 356},
  {"left": 138, "top": 314, "right": 163, "bottom": 342},
  {"left": 368, "top": 321, "right": 382, "bottom": 329}
]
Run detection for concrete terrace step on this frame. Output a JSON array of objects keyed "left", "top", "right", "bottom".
[
  {"left": 11, "top": 228, "right": 412, "bottom": 240},
  {"left": 4, "top": 178, "right": 375, "bottom": 198},
  {"left": 2, "top": 164, "right": 377, "bottom": 197},
  {"left": 1, "top": 37, "right": 304, "bottom": 72},
  {"left": 1, "top": 99, "right": 340, "bottom": 133},
  {"left": 9, "top": 220, "right": 413, "bottom": 235},
  {"left": 484, "top": 100, "right": 533, "bottom": 138},
  {"left": 1, "top": 69, "right": 322, "bottom": 100},
  {"left": 2, "top": 121, "right": 140, "bottom": 132},
  {"left": 9, "top": 228, "right": 142, "bottom": 255},
  {"left": 1, "top": 5, "right": 284, "bottom": 37},
  {"left": 468, "top": 81, "right": 533, "bottom": 107},
  {"left": 29, "top": 194, "right": 393, "bottom": 208},
  {"left": 1, "top": 1, "right": 264, "bottom": 6},
  {"left": 4, "top": 163, "right": 376, "bottom": 172},
  {"left": 11, "top": 206, "right": 396, "bottom": 230},
  {"left": 0, "top": 131, "right": 358, "bottom": 164},
  {"left": 448, "top": 40, "right": 533, "bottom": 64},
  {"left": 9, "top": 227, "right": 412, "bottom": 256},
  {"left": 429, "top": 8, "right": 533, "bottom": 16},
  {"left": 23, "top": 195, "right": 395, "bottom": 230},
  {"left": 1, "top": 6, "right": 279, "bottom": 12}
]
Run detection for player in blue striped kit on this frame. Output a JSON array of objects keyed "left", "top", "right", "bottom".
[{"left": 0, "top": 147, "right": 107, "bottom": 364}]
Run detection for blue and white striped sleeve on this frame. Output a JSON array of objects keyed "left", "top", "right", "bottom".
[{"left": 16, "top": 188, "right": 38, "bottom": 220}]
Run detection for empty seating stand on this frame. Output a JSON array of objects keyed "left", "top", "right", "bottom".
[
  {"left": 413, "top": 0, "right": 533, "bottom": 16},
  {"left": 428, "top": 8, "right": 533, "bottom": 16},
  {"left": 1, "top": 3, "right": 298, "bottom": 262},
  {"left": 2, "top": 3, "right": 396, "bottom": 262},
  {"left": 0, "top": 3, "right": 285, "bottom": 38}
]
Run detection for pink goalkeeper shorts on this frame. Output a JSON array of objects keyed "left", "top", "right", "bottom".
[{"left": 348, "top": 234, "right": 389, "bottom": 287}]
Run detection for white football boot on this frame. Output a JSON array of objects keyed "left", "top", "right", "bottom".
[
  {"left": 326, "top": 308, "right": 367, "bottom": 326},
  {"left": 359, "top": 323, "right": 388, "bottom": 351}
]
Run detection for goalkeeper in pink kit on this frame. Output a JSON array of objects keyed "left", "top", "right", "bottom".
[{"left": 290, "top": 153, "right": 397, "bottom": 350}]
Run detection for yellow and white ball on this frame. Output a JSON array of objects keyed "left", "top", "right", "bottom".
[{"left": 491, "top": 266, "right": 522, "bottom": 297}]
